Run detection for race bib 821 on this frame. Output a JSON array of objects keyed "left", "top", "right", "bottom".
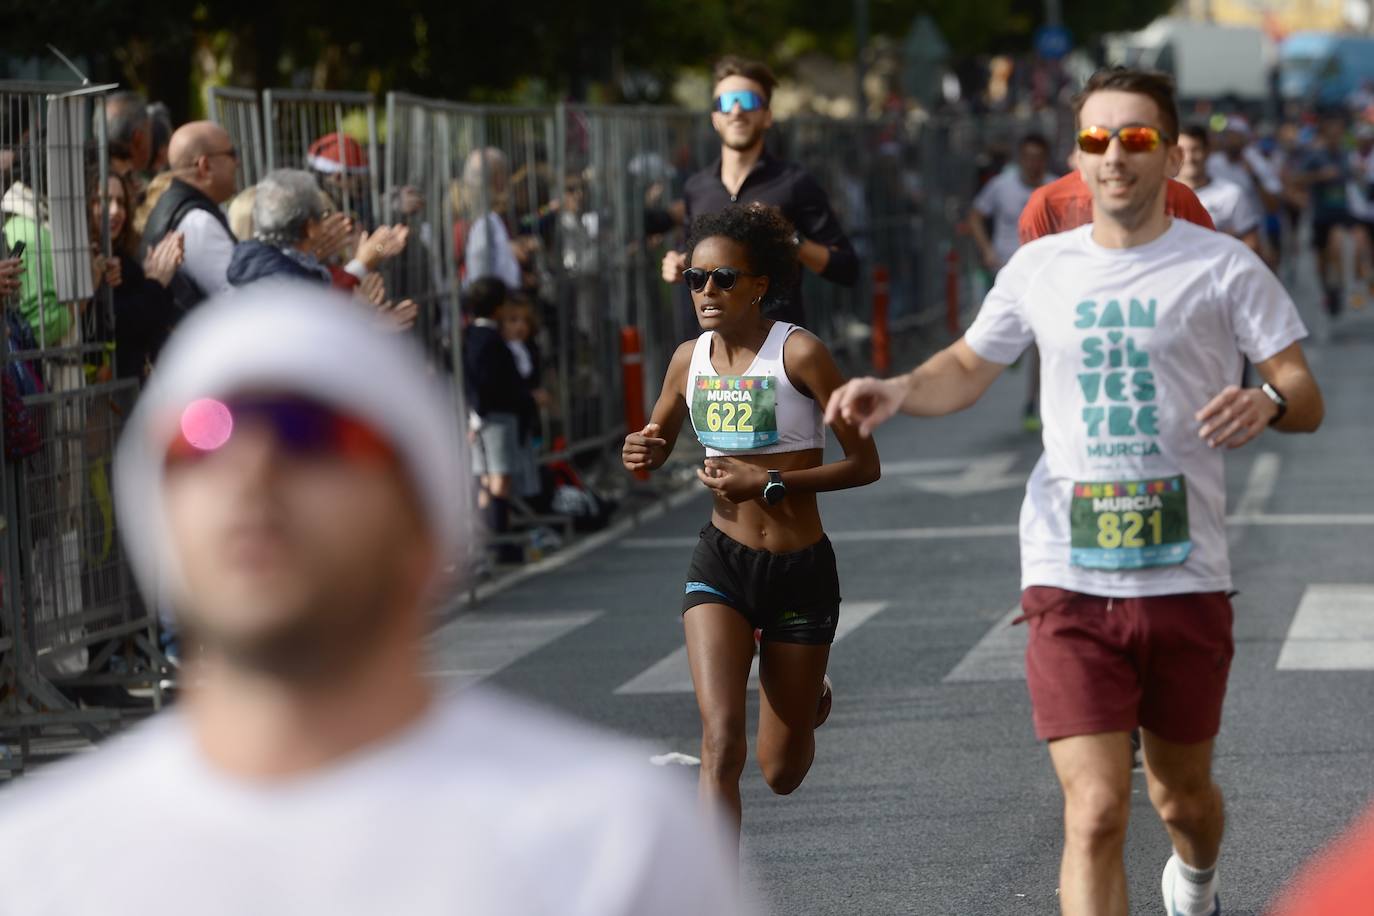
[
  {"left": 691, "top": 376, "right": 779, "bottom": 450},
  {"left": 1069, "top": 474, "right": 1192, "bottom": 570}
]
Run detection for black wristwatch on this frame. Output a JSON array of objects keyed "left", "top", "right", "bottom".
[
  {"left": 763, "top": 469, "right": 787, "bottom": 506},
  {"left": 1260, "top": 382, "right": 1288, "bottom": 425}
]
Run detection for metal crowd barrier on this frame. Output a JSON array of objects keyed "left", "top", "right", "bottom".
[
  {"left": 3, "top": 79, "right": 166, "bottom": 775},
  {"left": 263, "top": 88, "right": 382, "bottom": 230},
  {"left": 5, "top": 79, "right": 1075, "bottom": 769}
]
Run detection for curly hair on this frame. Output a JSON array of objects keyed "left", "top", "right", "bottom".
[{"left": 685, "top": 203, "right": 799, "bottom": 312}]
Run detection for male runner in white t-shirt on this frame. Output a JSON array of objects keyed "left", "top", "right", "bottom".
[
  {"left": 970, "top": 133, "right": 1054, "bottom": 431},
  {"left": 0, "top": 284, "right": 749, "bottom": 916},
  {"left": 1177, "top": 124, "right": 1262, "bottom": 254},
  {"left": 826, "top": 67, "right": 1323, "bottom": 916}
]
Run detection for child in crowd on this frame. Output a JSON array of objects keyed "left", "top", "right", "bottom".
[{"left": 462, "top": 278, "right": 537, "bottom": 562}]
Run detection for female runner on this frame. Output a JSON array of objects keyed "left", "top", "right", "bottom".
[{"left": 622, "top": 204, "right": 880, "bottom": 841}]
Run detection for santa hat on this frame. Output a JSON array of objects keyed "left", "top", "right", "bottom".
[{"left": 307, "top": 132, "right": 369, "bottom": 175}]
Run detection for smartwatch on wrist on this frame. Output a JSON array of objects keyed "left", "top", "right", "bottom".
[
  {"left": 763, "top": 469, "right": 787, "bottom": 506},
  {"left": 1260, "top": 382, "right": 1288, "bottom": 425}
]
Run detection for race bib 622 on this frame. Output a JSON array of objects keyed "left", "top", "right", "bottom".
[
  {"left": 1069, "top": 474, "right": 1191, "bottom": 570},
  {"left": 691, "top": 376, "right": 779, "bottom": 450}
]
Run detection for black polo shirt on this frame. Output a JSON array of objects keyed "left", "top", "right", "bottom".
[{"left": 682, "top": 151, "right": 858, "bottom": 326}]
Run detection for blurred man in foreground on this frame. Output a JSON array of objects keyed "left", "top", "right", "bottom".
[{"left": 0, "top": 283, "right": 749, "bottom": 916}]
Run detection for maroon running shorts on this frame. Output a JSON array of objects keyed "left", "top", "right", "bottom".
[{"left": 1020, "top": 586, "right": 1234, "bottom": 744}]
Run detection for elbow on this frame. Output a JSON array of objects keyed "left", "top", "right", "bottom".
[
  {"left": 1301, "top": 397, "right": 1325, "bottom": 433},
  {"left": 860, "top": 454, "right": 882, "bottom": 487}
]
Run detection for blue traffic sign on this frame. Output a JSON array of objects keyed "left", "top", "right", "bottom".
[{"left": 1034, "top": 24, "right": 1073, "bottom": 61}]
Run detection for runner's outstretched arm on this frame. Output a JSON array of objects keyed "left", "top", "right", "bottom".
[
  {"left": 824, "top": 338, "right": 1007, "bottom": 438},
  {"left": 622, "top": 339, "right": 694, "bottom": 473}
]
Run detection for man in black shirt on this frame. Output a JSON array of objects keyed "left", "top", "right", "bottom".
[{"left": 661, "top": 56, "right": 858, "bottom": 328}]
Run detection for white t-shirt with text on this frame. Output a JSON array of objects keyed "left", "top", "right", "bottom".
[
  {"left": 0, "top": 688, "right": 750, "bottom": 916},
  {"left": 964, "top": 221, "right": 1306, "bottom": 597}
]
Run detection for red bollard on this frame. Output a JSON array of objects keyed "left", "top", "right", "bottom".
[
  {"left": 945, "top": 247, "right": 961, "bottom": 338},
  {"left": 871, "top": 264, "right": 890, "bottom": 376},
  {"left": 620, "top": 326, "right": 649, "bottom": 481}
]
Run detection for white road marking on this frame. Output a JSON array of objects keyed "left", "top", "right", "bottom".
[
  {"left": 900, "top": 453, "right": 1025, "bottom": 496},
  {"left": 621, "top": 513, "right": 1374, "bottom": 551},
  {"left": 1277, "top": 585, "right": 1374, "bottom": 671},
  {"left": 426, "top": 610, "right": 602, "bottom": 687},
  {"left": 943, "top": 605, "right": 1027, "bottom": 683},
  {"left": 1226, "top": 513, "right": 1374, "bottom": 526},
  {"left": 614, "top": 601, "right": 888, "bottom": 695},
  {"left": 1234, "top": 452, "right": 1281, "bottom": 517}
]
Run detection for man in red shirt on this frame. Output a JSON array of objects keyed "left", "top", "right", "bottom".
[{"left": 1020, "top": 167, "right": 1215, "bottom": 243}]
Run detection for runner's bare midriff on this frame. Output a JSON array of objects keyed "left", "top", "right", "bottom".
[{"left": 708, "top": 447, "right": 825, "bottom": 552}]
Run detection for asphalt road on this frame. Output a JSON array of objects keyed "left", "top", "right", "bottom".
[{"left": 431, "top": 272, "right": 1374, "bottom": 915}]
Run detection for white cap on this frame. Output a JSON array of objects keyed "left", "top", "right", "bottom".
[{"left": 114, "top": 281, "right": 467, "bottom": 602}]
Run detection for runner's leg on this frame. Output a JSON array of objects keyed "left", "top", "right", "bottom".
[
  {"left": 685, "top": 603, "right": 757, "bottom": 834},
  {"left": 1141, "top": 732, "right": 1224, "bottom": 870},
  {"left": 756, "top": 640, "right": 831, "bottom": 795},
  {"left": 1048, "top": 732, "right": 1134, "bottom": 916}
]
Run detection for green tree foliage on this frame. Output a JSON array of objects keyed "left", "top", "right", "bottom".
[{"left": 0, "top": 0, "right": 1173, "bottom": 115}]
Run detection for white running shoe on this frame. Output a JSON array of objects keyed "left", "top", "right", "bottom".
[{"left": 1161, "top": 854, "right": 1220, "bottom": 916}]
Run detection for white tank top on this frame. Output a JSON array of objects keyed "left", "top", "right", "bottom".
[{"left": 685, "top": 322, "right": 826, "bottom": 458}]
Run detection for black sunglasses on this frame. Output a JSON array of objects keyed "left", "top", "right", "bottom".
[{"left": 682, "top": 266, "right": 761, "bottom": 292}]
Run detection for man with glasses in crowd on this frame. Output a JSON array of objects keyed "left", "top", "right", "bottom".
[
  {"left": 827, "top": 67, "right": 1323, "bottom": 916},
  {"left": 141, "top": 121, "right": 240, "bottom": 314},
  {"left": 661, "top": 55, "right": 857, "bottom": 328}
]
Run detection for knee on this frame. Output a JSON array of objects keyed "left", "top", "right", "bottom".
[
  {"left": 1152, "top": 782, "right": 1220, "bottom": 835},
  {"left": 699, "top": 723, "right": 747, "bottom": 783},
  {"left": 758, "top": 743, "right": 813, "bottom": 796},
  {"left": 1064, "top": 784, "right": 1130, "bottom": 851}
]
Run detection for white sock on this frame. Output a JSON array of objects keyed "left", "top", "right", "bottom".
[{"left": 1171, "top": 853, "right": 1218, "bottom": 915}]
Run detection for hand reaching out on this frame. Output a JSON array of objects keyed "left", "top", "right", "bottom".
[{"left": 823, "top": 376, "right": 906, "bottom": 438}]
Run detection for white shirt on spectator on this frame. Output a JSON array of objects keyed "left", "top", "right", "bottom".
[
  {"left": 973, "top": 168, "right": 1051, "bottom": 269},
  {"left": 177, "top": 208, "right": 236, "bottom": 298},
  {"left": 1192, "top": 178, "right": 1262, "bottom": 237},
  {"left": 0, "top": 687, "right": 752, "bottom": 916},
  {"left": 465, "top": 211, "right": 521, "bottom": 291}
]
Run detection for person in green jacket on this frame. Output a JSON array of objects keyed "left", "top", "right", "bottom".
[{"left": 2, "top": 181, "right": 74, "bottom": 348}]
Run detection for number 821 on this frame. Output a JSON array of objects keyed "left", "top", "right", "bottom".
[{"left": 1096, "top": 510, "right": 1163, "bottom": 549}]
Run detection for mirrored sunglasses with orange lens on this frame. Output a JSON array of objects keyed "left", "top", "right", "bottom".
[{"left": 1076, "top": 125, "right": 1167, "bottom": 155}]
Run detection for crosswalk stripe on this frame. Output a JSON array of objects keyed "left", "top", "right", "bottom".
[
  {"left": 621, "top": 513, "right": 1374, "bottom": 552},
  {"left": 1276, "top": 585, "right": 1374, "bottom": 671},
  {"left": 942, "top": 605, "right": 1027, "bottom": 683},
  {"left": 427, "top": 610, "right": 602, "bottom": 687},
  {"left": 614, "top": 601, "right": 889, "bottom": 695}
]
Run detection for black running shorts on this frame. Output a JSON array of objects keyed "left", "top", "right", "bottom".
[{"left": 681, "top": 523, "right": 840, "bottom": 645}]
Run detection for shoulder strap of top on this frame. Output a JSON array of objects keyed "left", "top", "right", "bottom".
[
  {"left": 758, "top": 321, "right": 792, "bottom": 363},
  {"left": 690, "top": 330, "right": 713, "bottom": 376}
]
